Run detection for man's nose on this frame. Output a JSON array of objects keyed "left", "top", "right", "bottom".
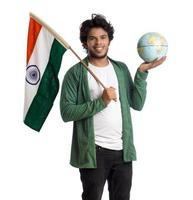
[{"left": 95, "top": 38, "right": 102, "bottom": 45}]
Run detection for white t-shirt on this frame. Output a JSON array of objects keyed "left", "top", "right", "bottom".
[{"left": 87, "top": 61, "right": 123, "bottom": 150}]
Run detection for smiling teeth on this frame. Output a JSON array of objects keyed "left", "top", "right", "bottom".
[{"left": 95, "top": 47, "right": 103, "bottom": 50}]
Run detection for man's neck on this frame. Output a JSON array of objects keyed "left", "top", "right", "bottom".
[{"left": 88, "top": 56, "right": 109, "bottom": 67}]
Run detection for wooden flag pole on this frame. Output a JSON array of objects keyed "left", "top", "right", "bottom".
[
  {"left": 29, "top": 12, "right": 106, "bottom": 89},
  {"left": 30, "top": 12, "right": 70, "bottom": 49},
  {"left": 69, "top": 47, "right": 106, "bottom": 89}
]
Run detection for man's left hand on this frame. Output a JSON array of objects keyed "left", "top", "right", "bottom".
[{"left": 138, "top": 56, "right": 167, "bottom": 72}]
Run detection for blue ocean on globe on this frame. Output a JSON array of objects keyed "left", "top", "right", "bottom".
[{"left": 137, "top": 32, "right": 168, "bottom": 62}]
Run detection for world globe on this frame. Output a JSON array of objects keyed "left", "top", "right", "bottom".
[{"left": 137, "top": 32, "right": 168, "bottom": 62}]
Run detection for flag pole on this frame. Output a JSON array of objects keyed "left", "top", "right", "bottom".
[
  {"left": 69, "top": 47, "right": 106, "bottom": 89},
  {"left": 29, "top": 12, "right": 106, "bottom": 89}
]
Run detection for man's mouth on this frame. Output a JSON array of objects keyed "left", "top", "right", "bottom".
[{"left": 94, "top": 47, "right": 103, "bottom": 51}]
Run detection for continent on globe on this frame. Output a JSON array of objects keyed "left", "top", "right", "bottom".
[{"left": 137, "top": 32, "right": 168, "bottom": 62}]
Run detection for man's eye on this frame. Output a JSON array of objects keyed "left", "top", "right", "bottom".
[
  {"left": 88, "top": 37, "right": 95, "bottom": 41},
  {"left": 101, "top": 35, "right": 107, "bottom": 39}
]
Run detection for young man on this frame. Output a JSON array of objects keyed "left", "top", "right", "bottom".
[{"left": 60, "top": 14, "right": 166, "bottom": 200}]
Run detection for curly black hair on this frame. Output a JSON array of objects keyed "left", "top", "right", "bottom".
[{"left": 80, "top": 14, "right": 114, "bottom": 49}]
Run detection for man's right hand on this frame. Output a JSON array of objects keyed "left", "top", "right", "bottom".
[{"left": 102, "top": 87, "right": 117, "bottom": 105}]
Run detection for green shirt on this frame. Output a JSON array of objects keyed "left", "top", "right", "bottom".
[{"left": 60, "top": 57, "right": 148, "bottom": 168}]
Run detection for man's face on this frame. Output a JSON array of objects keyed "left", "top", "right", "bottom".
[{"left": 85, "top": 27, "right": 110, "bottom": 59}]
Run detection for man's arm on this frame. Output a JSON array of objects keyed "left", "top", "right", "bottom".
[
  {"left": 126, "top": 56, "right": 166, "bottom": 110},
  {"left": 60, "top": 68, "right": 107, "bottom": 122},
  {"left": 127, "top": 68, "right": 148, "bottom": 111}
]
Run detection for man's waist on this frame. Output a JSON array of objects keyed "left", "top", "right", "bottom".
[{"left": 95, "top": 144, "right": 123, "bottom": 152}]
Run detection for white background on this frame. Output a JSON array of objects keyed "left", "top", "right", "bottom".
[{"left": 0, "top": 0, "right": 193, "bottom": 199}]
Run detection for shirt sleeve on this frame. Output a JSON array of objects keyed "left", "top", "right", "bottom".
[
  {"left": 60, "top": 67, "right": 106, "bottom": 122},
  {"left": 126, "top": 67, "right": 148, "bottom": 111}
]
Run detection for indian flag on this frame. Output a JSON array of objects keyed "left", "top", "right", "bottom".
[{"left": 24, "top": 13, "right": 70, "bottom": 132}]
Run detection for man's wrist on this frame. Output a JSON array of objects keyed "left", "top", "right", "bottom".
[{"left": 138, "top": 66, "right": 147, "bottom": 73}]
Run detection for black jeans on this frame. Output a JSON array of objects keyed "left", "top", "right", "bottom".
[{"left": 79, "top": 145, "right": 132, "bottom": 200}]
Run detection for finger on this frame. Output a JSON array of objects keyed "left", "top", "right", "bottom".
[
  {"left": 161, "top": 56, "right": 167, "bottom": 62},
  {"left": 156, "top": 56, "right": 167, "bottom": 63},
  {"left": 113, "top": 97, "right": 117, "bottom": 102},
  {"left": 113, "top": 93, "right": 117, "bottom": 101},
  {"left": 152, "top": 56, "right": 166, "bottom": 67},
  {"left": 109, "top": 86, "right": 116, "bottom": 90}
]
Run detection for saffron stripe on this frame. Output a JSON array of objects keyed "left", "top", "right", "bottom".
[{"left": 27, "top": 17, "right": 42, "bottom": 64}]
